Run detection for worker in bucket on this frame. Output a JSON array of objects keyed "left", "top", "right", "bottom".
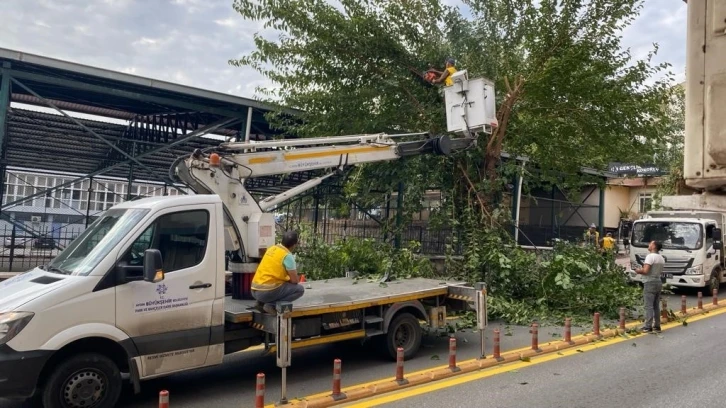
[
  {"left": 428, "top": 57, "right": 458, "bottom": 86},
  {"left": 251, "top": 230, "right": 305, "bottom": 314}
]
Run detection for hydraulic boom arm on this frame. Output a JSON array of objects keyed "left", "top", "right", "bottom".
[{"left": 175, "top": 132, "right": 474, "bottom": 261}]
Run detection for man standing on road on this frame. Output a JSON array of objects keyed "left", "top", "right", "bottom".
[
  {"left": 634, "top": 240, "right": 665, "bottom": 333},
  {"left": 251, "top": 231, "right": 305, "bottom": 314}
]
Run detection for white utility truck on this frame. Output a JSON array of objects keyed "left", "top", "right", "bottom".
[
  {"left": 0, "top": 71, "right": 496, "bottom": 408},
  {"left": 626, "top": 0, "right": 726, "bottom": 292},
  {"left": 626, "top": 210, "right": 726, "bottom": 292}
]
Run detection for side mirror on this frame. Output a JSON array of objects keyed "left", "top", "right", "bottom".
[
  {"left": 713, "top": 228, "right": 722, "bottom": 250},
  {"left": 143, "top": 249, "right": 164, "bottom": 283}
]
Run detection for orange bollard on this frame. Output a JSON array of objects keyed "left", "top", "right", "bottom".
[
  {"left": 331, "top": 359, "right": 345, "bottom": 400},
  {"left": 698, "top": 291, "right": 703, "bottom": 309},
  {"left": 493, "top": 329, "right": 503, "bottom": 361},
  {"left": 593, "top": 312, "right": 601, "bottom": 337},
  {"left": 299, "top": 274, "right": 306, "bottom": 283},
  {"left": 619, "top": 307, "right": 626, "bottom": 330},
  {"left": 448, "top": 337, "right": 460, "bottom": 372},
  {"left": 565, "top": 318, "right": 573, "bottom": 344},
  {"left": 681, "top": 295, "right": 687, "bottom": 314},
  {"left": 255, "top": 373, "right": 265, "bottom": 408},
  {"left": 531, "top": 323, "right": 541, "bottom": 352},
  {"left": 395, "top": 347, "right": 408, "bottom": 385},
  {"left": 159, "top": 390, "right": 169, "bottom": 408},
  {"left": 714, "top": 289, "right": 719, "bottom": 306}
]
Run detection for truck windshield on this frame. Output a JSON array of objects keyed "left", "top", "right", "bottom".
[
  {"left": 632, "top": 221, "right": 703, "bottom": 250},
  {"left": 45, "top": 208, "right": 149, "bottom": 276}
]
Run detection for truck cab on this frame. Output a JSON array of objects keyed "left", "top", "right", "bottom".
[
  {"left": 626, "top": 211, "right": 725, "bottom": 292},
  {"left": 0, "top": 194, "right": 229, "bottom": 407}
]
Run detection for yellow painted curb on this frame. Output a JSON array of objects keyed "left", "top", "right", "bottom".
[{"left": 265, "top": 299, "right": 726, "bottom": 408}]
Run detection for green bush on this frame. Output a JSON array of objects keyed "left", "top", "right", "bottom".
[
  {"left": 448, "top": 232, "right": 642, "bottom": 325},
  {"left": 296, "top": 237, "right": 434, "bottom": 281}
]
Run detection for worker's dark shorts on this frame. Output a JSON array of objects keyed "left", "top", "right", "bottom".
[{"left": 252, "top": 282, "right": 304, "bottom": 304}]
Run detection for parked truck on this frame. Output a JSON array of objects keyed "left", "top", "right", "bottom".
[
  {"left": 0, "top": 71, "right": 496, "bottom": 407},
  {"left": 626, "top": 210, "right": 725, "bottom": 292}
]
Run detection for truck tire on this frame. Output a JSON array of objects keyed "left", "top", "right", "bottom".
[
  {"left": 382, "top": 312, "right": 422, "bottom": 361},
  {"left": 41, "top": 352, "right": 122, "bottom": 408},
  {"left": 708, "top": 269, "right": 721, "bottom": 295}
]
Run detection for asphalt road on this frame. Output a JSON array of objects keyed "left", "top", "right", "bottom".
[
  {"left": 0, "top": 322, "right": 588, "bottom": 408},
  {"left": 371, "top": 306, "right": 726, "bottom": 408},
  {"left": 0, "top": 288, "right": 717, "bottom": 408}
]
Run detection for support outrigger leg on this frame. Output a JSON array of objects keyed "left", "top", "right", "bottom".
[
  {"left": 476, "top": 282, "right": 488, "bottom": 359},
  {"left": 275, "top": 302, "right": 293, "bottom": 406}
]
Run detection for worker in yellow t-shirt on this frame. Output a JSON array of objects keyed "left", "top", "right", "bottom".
[
  {"left": 429, "top": 58, "right": 458, "bottom": 87},
  {"left": 251, "top": 231, "right": 305, "bottom": 314},
  {"left": 602, "top": 232, "right": 616, "bottom": 251}
]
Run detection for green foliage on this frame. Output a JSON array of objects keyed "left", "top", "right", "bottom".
[
  {"left": 447, "top": 212, "right": 641, "bottom": 325},
  {"left": 233, "top": 0, "right": 674, "bottom": 324},
  {"left": 296, "top": 235, "right": 435, "bottom": 281},
  {"left": 232, "top": 0, "right": 677, "bottom": 194}
]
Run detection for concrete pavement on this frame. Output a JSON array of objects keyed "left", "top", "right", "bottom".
[{"left": 364, "top": 305, "right": 726, "bottom": 408}]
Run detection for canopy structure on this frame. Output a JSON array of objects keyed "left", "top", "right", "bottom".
[{"left": 0, "top": 47, "right": 302, "bottom": 245}]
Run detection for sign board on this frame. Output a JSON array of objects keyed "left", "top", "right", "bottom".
[{"left": 608, "top": 162, "right": 665, "bottom": 177}]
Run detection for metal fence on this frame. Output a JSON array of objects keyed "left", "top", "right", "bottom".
[
  {"left": 281, "top": 219, "right": 460, "bottom": 255},
  {"left": 515, "top": 187, "right": 602, "bottom": 247},
  {"left": 0, "top": 168, "right": 607, "bottom": 271},
  {"left": 0, "top": 168, "right": 187, "bottom": 271}
]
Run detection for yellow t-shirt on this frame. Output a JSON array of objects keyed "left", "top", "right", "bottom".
[
  {"left": 251, "top": 245, "right": 291, "bottom": 291},
  {"left": 584, "top": 231, "right": 600, "bottom": 246},
  {"left": 444, "top": 66, "right": 457, "bottom": 86},
  {"left": 602, "top": 236, "right": 616, "bottom": 250}
]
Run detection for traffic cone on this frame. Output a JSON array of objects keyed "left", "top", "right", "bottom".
[{"left": 299, "top": 274, "right": 306, "bottom": 283}]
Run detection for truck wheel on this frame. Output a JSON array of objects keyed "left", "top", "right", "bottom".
[
  {"left": 708, "top": 270, "right": 720, "bottom": 295},
  {"left": 41, "top": 353, "right": 122, "bottom": 408},
  {"left": 383, "top": 312, "right": 422, "bottom": 361}
]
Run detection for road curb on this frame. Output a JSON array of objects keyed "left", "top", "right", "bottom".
[{"left": 273, "top": 300, "right": 726, "bottom": 408}]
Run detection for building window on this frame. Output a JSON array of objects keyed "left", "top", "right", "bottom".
[{"left": 639, "top": 193, "right": 653, "bottom": 214}]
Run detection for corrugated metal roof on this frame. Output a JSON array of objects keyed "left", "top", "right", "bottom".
[{"left": 0, "top": 48, "right": 302, "bottom": 192}]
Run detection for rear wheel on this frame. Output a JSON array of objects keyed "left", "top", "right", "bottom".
[
  {"left": 708, "top": 269, "right": 721, "bottom": 295},
  {"left": 382, "top": 312, "right": 422, "bottom": 361},
  {"left": 41, "top": 353, "right": 122, "bottom": 408}
]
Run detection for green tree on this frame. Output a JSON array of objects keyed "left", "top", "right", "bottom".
[
  {"left": 231, "top": 0, "right": 677, "bottom": 220},
  {"left": 230, "top": 0, "right": 675, "bottom": 321}
]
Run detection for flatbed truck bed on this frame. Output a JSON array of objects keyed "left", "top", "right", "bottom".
[{"left": 224, "top": 276, "right": 466, "bottom": 323}]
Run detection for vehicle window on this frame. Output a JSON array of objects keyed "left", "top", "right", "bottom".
[
  {"left": 120, "top": 210, "right": 209, "bottom": 273},
  {"left": 631, "top": 221, "right": 703, "bottom": 250},
  {"left": 706, "top": 224, "right": 715, "bottom": 248},
  {"left": 125, "top": 224, "right": 156, "bottom": 267},
  {"left": 48, "top": 209, "right": 149, "bottom": 276}
]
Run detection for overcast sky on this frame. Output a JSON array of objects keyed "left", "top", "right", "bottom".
[{"left": 0, "top": 0, "right": 686, "bottom": 99}]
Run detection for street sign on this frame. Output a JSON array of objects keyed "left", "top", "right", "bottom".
[{"left": 608, "top": 162, "right": 665, "bottom": 176}]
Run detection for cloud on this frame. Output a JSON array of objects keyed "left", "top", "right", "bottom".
[
  {"left": 621, "top": 1, "right": 687, "bottom": 83},
  {"left": 0, "top": 0, "right": 266, "bottom": 99},
  {"left": 0, "top": 0, "right": 686, "bottom": 101}
]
